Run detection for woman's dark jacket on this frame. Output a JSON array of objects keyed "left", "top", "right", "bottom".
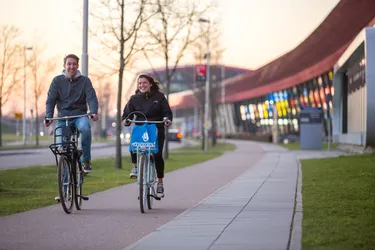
[{"left": 121, "top": 91, "right": 173, "bottom": 130}]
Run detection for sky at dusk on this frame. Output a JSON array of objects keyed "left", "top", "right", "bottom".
[{"left": 0, "top": 0, "right": 340, "bottom": 115}]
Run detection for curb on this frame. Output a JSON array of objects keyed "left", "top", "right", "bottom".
[{"left": 289, "top": 159, "right": 303, "bottom": 250}]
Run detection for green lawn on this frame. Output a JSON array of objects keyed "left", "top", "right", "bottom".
[
  {"left": 1, "top": 134, "right": 50, "bottom": 142},
  {"left": 301, "top": 153, "right": 375, "bottom": 250},
  {"left": 0, "top": 143, "right": 235, "bottom": 216},
  {"left": 0, "top": 135, "right": 115, "bottom": 150},
  {"left": 280, "top": 142, "right": 338, "bottom": 150}
]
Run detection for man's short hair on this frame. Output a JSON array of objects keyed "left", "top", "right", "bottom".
[{"left": 63, "top": 54, "right": 79, "bottom": 65}]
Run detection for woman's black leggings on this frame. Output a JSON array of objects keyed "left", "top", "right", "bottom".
[{"left": 131, "top": 128, "right": 165, "bottom": 178}]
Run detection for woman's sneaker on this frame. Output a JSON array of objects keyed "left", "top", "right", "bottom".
[
  {"left": 156, "top": 183, "right": 164, "bottom": 198},
  {"left": 129, "top": 167, "right": 137, "bottom": 179}
]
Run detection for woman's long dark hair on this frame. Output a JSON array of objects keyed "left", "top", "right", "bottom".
[{"left": 135, "top": 74, "right": 162, "bottom": 94}]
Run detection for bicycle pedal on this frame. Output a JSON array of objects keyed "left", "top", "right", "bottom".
[{"left": 77, "top": 195, "right": 89, "bottom": 201}]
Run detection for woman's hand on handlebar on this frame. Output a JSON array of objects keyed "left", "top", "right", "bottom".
[
  {"left": 165, "top": 119, "right": 172, "bottom": 127},
  {"left": 123, "top": 119, "right": 131, "bottom": 126}
]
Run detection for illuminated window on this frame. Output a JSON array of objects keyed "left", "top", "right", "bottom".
[
  {"left": 263, "top": 103, "right": 268, "bottom": 118},
  {"left": 328, "top": 71, "right": 333, "bottom": 81},
  {"left": 318, "top": 76, "right": 323, "bottom": 86},
  {"left": 258, "top": 103, "right": 264, "bottom": 119}
]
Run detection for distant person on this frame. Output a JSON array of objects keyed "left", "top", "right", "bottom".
[
  {"left": 44, "top": 54, "right": 99, "bottom": 174},
  {"left": 122, "top": 74, "right": 173, "bottom": 198}
]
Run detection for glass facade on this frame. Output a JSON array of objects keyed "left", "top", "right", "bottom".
[{"left": 234, "top": 71, "right": 334, "bottom": 136}]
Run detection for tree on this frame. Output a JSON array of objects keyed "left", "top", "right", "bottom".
[
  {"left": 91, "top": 0, "right": 150, "bottom": 169},
  {"left": 28, "top": 48, "right": 57, "bottom": 146},
  {"left": 143, "top": 0, "right": 215, "bottom": 159},
  {"left": 0, "top": 25, "right": 21, "bottom": 147}
]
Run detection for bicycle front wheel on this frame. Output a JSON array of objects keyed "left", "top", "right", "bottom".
[
  {"left": 58, "top": 156, "right": 74, "bottom": 214},
  {"left": 138, "top": 154, "right": 147, "bottom": 213},
  {"left": 147, "top": 164, "right": 156, "bottom": 210}
]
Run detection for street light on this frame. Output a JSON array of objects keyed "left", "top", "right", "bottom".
[
  {"left": 221, "top": 64, "right": 226, "bottom": 141},
  {"left": 199, "top": 17, "right": 210, "bottom": 152},
  {"left": 23, "top": 46, "right": 33, "bottom": 145}
]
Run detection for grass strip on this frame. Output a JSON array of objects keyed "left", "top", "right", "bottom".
[
  {"left": 280, "top": 142, "right": 338, "bottom": 150},
  {"left": 301, "top": 153, "right": 375, "bottom": 250}
]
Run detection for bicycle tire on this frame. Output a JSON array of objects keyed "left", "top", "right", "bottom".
[
  {"left": 58, "top": 155, "right": 74, "bottom": 214},
  {"left": 138, "top": 154, "right": 147, "bottom": 213},
  {"left": 74, "top": 155, "right": 83, "bottom": 210},
  {"left": 147, "top": 163, "right": 156, "bottom": 210}
]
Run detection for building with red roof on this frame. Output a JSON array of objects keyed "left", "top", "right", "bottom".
[{"left": 166, "top": 0, "right": 375, "bottom": 146}]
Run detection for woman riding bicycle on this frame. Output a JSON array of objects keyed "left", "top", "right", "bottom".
[{"left": 122, "top": 74, "right": 173, "bottom": 198}]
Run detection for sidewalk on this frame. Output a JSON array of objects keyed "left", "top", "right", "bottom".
[{"left": 125, "top": 141, "right": 346, "bottom": 250}]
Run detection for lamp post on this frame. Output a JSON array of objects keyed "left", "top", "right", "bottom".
[
  {"left": 23, "top": 46, "right": 33, "bottom": 145},
  {"left": 30, "top": 109, "right": 34, "bottom": 142},
  {"left": 82, "top": 0, "right": 89, "bottom": 76},
  {"left": 221, "top": 64, "right": 226, "bottom": 141},
  {"left": 199, "top": 17, "right": 210, "bottom": 152}
]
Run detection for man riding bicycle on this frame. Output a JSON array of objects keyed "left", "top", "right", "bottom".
[{"left": 44, "top": 54, "right": 99, "bottom": 175}]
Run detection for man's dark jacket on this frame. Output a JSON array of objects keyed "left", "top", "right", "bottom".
[{"left": 45, "top": 70, "right": 98, "bottom": 118}]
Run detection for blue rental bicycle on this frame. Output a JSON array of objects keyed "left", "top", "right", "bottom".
[
  {"left": 124, "top": 111, "right": 167, "bottom": 213},
  {"left": 47, "top": 114, "right": 91, "bottom": 214}
]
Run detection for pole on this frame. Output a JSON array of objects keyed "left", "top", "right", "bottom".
[
  {"left": 23, "top": 47, "right": 26, "bottom": 145},
  {"left": 82, "top": 0, "right": 89, "bottom": 76},
  {"left": 16, "top": 119, "right": 19, "bottom": 138},
  {"left": 221, "top": 64, "right": 225, "bottom": 141},
  {"left": 22, "top": 46, "right": 33, "bottom": 145},
  {"left": 204, "top": 22, "right": 210, "bottom": 152},
  {"left": 327, "top": 111, "right": 331, "bottom": 151},
  {"left": 30, "top": 109, "right": 34, "bottom": 142}
]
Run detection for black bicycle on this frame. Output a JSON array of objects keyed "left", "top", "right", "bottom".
[{"left": 47, "top": 114, "right": 90, "bottom": 214}]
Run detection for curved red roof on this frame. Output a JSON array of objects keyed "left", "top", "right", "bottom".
[{"left": 170, "top": 0, "right": 375, "bottom": 109}]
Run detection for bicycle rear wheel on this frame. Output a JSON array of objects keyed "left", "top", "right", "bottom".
[
  {"left": 138, "top": 154, "right": 147, "bottom": 213},
  {"left": 74, "top": 157, "right": 83, "bottom": 210},
  {"left": 58, "top": 156, "right": 74, "bottom": 214}
]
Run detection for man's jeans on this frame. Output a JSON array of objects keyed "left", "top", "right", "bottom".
[{"left": 56, "top": 116, "right": 92, "bottom": 162}]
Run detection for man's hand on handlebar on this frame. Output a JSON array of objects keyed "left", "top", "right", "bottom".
[
  {"left": 89, "top": 114, "right": 99, "bottom": 121},
  {"left": 44, "top": 118, "right": 52, "bottom": 127}
]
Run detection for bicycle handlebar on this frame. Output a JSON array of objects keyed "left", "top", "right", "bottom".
[
  {"left": 46, "top": 114, "right": 93, "bottom": 121},
  {"left": 126, "top": 117, "right": 168, "bottom": 124},
  {"left": 124, "top": 111, "right": 170, "bottom": 125}
]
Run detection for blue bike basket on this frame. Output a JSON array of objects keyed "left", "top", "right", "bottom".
[{"left": 129, "top": 123, "right": 158, "bottom": 153}]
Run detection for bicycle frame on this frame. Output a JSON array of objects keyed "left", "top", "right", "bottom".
[
  {"left": 135, "top": 145, "right": 158, "bottom": 196},
  {"left": 125, "top": 111, "right": 167, "bottom": 212},
  {"left": 47, "top": 114, "right": 90, "bottom": 213}
]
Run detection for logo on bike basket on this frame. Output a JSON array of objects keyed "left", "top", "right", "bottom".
[{"left": 142, "top": 132, "right": 149, "bottom": 142}]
